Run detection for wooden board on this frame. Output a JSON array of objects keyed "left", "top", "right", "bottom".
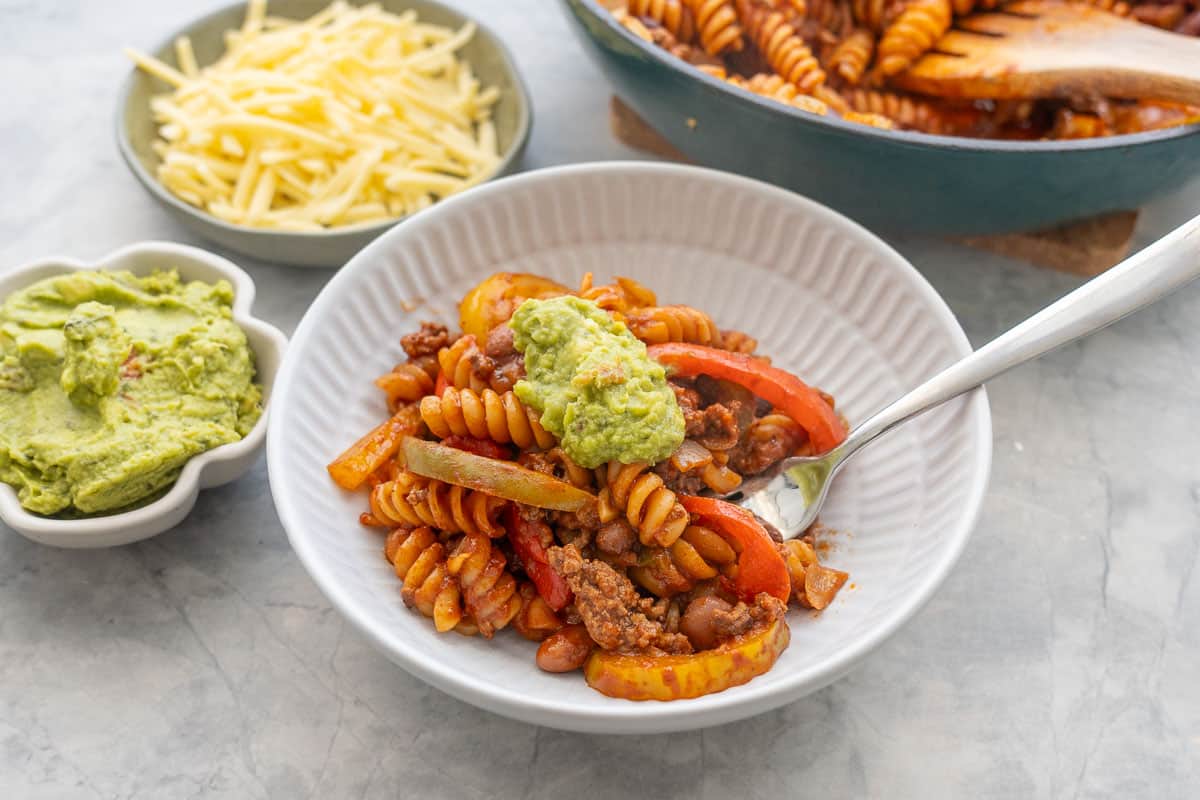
[{"left": 610, "top": 96, "right": 1138, "bottom": 276}]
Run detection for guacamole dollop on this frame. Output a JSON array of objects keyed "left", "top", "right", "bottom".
[
  {"left": 0, "top": 269, "right": 263, "bottom": 516},
  {"left": 510, "top": 295, "right": 684, "bottom": 469}
]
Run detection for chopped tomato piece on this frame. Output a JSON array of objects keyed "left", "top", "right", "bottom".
[{"left": 647, "top": 343, "right": 847, "bottom": 454}]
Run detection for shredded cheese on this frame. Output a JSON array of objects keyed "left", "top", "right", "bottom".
[{"left": 126, "top": 0, "right": 502, "bottom": 230}]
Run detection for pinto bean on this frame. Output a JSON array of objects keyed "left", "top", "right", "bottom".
[
  {"left": 535, "top": 624, "right": 593, "bottom": 673},
  {"left": 679, "top": 595, "right": 735, "bottom": 651}
]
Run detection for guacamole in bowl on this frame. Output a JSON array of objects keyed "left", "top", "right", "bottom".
[{"left": 0, "top": 268, "right": 263, "bottom": 516}]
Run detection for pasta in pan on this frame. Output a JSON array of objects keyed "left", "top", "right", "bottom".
[
  {"left": 609, "top": 0, "right": 1200, "bottom": 138},
  {"left": 328, "top": 272, "right": 850, "bottom": 700}
]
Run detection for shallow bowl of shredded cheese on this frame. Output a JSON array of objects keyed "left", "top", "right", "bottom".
[{"left": 118, "top": 0, "right": 531, "bottom": 267}]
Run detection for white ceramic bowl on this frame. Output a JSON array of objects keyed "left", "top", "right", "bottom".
[
  {"left": 267, "top": 163, "right": 992, "bottom": 733},
  {"left": 0, "top": 242, "right": 288, "bottom": 548}
]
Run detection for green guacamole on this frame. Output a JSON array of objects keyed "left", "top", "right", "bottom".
[
  {"left": 0, "top": 269, "right": 263, "bottom": 516},
  {"left": 510, "top": 295, "right": 684, "bottom": 469}
]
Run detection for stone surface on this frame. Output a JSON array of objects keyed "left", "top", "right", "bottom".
[{"left": 2, "top": 1, "right": 1199, "bottom": 798}]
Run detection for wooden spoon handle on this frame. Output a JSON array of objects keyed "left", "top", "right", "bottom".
[{"left": 901, "top": 2, "right": 1200, "bottom": 105}]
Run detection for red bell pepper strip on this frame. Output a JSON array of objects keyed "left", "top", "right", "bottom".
[
  {"left": 678, "top": 495, "right": 791, "bottom": 603},
  {"left": 506, "top": 506, "right": 573, "bottom": 611},
  {"left": 647, "top": 343, "right": 847, "bottom": 454}
]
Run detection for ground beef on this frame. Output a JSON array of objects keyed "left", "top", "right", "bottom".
[
  {"left": 401, "top": 322, "right": 450, "bottom": 360},
  {"left": 690, "top": 402, "right": 743, "bottom": 451},
  {"left": 484, "top": 323, "right": 524, "bottom": 391},
  {"left": 517, "top": 451, "right": 557, "bottom": 476},
  {"left": 714, "top": 593, "right": 785, "bottom": 639},
  {"left": 548, "top": 545, "right": 692, "bottom": 654},
  {"left": 671, "top": 380, "right": 749, "bottom": 451},
  {"left": 728, "top": 424, "right": 804, "bottom": 476},
  {"left": 654, "top": 460, "right": 707, "bottom": 496},
  {"left": 671, "top": 383, "right": 703, "bottom": 418}
]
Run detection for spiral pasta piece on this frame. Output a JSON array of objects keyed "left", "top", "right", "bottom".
[
  {"left": 577, "top": 273, "right": 658, "bottom": 314},
  {"left": 511, "top": 581, "right": 564, "bottom": 641},
  {"left": 843, "top": 88, "right": 958, "bottom": 134},
  {"left": 876, "top": 0, "right": 951, "bottom": 76},
  {"left": 685, "top": 0, "right": 745, "bottom": 55},
  {"left": 446, "top": 532, "right": 523, "bottom": 637},
  {"left": 421, "top": 387, "right": 556, "bottom": 449},
  {"left": 630, "top": 524, "right": 739, "bottom": 597},
  {"left": 436, "top": 334, "right": 515, "bottom": 394},
  {"left": 624, "top": 304, "right": 723, "bottom": 346},
  {"left": 541, "top": 447, "right": 596, "bottom": 489},
  {"left": 827, "top": 28, "right": 874, "bottom": 84},
  {"left": 806, "top": 0, "right": 851, "bottom": 31},
  {"left": 374, "top": 363, "right": 436, "bottom": 411},
  {"left": 370, "top": 472, "right": 506, "bottom": 536},
  {"left": 699, "top": 460, "right": 744, "bottom": 493},
  {"left": 717, "top": 328, "right": 759, "bottom": 354},
  {"left": 851, "top": 0, "right": 891, "bottom": 30},
  {"left": 726, "top": 73, "right": 830, "bottom": 115},
  {"left": 843, "top": 110, "right": 897, "bottom": 129},
  {"left": 384, "top": 526, "right": 467, "bottom": 633},
  {"left": 600, "top": 461, "right": 690, "bottom": 547},
  {"left": 628, "top": 0, "right": 698, "bottom": 41},
  {"left": 735, "top": 0, "right": 827, "bottom": 92}
]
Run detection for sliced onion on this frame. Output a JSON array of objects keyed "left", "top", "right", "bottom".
[{"left": 670, "top": 439, "right": 714, "bottom": 472}]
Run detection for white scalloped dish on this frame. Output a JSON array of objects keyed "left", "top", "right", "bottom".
[
  {"left": 0, "top": 242, "right": 287, "bottom": 548},
  {"left": 267, "top": 163, "right": 992, "bottom": 733}
]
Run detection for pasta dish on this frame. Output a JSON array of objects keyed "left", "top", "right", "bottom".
[
  {"left": 609, "top": 0, "right": 1200, "bottom": 139},
  {"left": 327, "top": 272, "right": 849, "bottom": 701}
]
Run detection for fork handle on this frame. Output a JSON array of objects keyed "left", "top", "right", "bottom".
[{"left": 836, "top": 214, "right": 1200, "bottom": 460}]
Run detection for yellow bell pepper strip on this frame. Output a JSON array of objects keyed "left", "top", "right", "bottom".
[
  {"left": 459, "top": 272, "right": 569, "bottom": 340},
  {"left": 327, "top": 404, "right": 423, "bottom": 491},
  {"left": 401, "top": 437, "right": 596, "bottom": 513},
  {"left": 506, "top": 506, "right": 573, "bottom": 611},
  {"left": 646, "top": 343, "right": 847, "bottom": 454},
  {"left": 584, "top": 616, "right": 790, "bottom": 701},
  {"left": 678, "top": 495, "right": 791, "bottom": 603}
]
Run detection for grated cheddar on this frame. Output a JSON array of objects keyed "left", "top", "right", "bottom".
[{"left": 126, "top": 0, "right": 501, "bottom": 230}]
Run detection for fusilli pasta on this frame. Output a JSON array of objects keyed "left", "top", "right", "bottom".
[
  {"left": 385, "top": 526, "right": 468, "bottom": 633},
  {"left": 625, "top": 304, "right": 723, "bottom": 346},
  {"left": 686, "top": 0, "right": 746, "bottom": 54},
  {"left": 736, "top": 0, "right": 827, "bottom": 91},
  {"left": 421, "top": 387, "right": 556, "bottom": 449},
  {"left": 631, "top": 524, "right": 739, "bottom": 596},
  {"left": 370, "top": 472, "right": 507, "bottom": 536},
  {"left": 612, "top": 0, "right": 1200, "bottom": 138},
  {"left": 599, "top": 461, "right": 690, "bottom": 547}
]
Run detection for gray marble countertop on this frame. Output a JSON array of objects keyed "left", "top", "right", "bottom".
[{"left": 2, "top": 1, "right": 1199, "bottom": 797}]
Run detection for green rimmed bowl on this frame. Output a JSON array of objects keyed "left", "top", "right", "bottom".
[
  {"left": 563, "top": 0, "right": 1200, "bottom": 235},
  {"left": 118, "top": 0, "right": 532, "bottom": 268}
]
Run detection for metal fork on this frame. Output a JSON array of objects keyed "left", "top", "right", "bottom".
[{"left": 716, "top": 214, "right": 1200, "bottom": 538}]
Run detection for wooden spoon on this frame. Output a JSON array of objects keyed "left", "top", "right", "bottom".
[{"left": 892, "top": 0, "right": 1200, "bottom": 105}]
